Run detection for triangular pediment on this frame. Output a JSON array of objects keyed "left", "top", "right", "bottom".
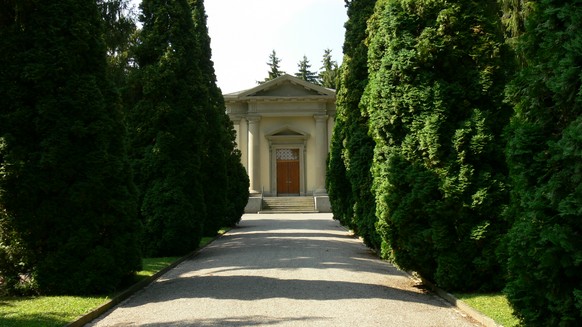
[
  {"left": 253, "top": 82, "right": 322, "bottom": 97},
  {"left": 266, "top": 126, "right": 310, "bottom": 140},
  {"left": 224, "top": 74, "right": 335, "bottom": 100},
  {"left": 273, "top": 128, "right": 303, "bottom": 136}
]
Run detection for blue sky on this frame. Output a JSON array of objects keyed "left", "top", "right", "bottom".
[{"left": 130, "top": 0, "right": 348, "bottom": 93}]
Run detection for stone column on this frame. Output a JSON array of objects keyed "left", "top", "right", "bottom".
[
  {"left": 230, "top": 116, "right": 241, "bottom": 150},
  {"left": 327, "top": 115, "right": 335, "bottom": 149},
  {"left": 247, "top": 116, "right": 261, "bottom": 194},
  {"left": 314, "top": 114, "right": 329, "bottom": 195},
  {"left": 238, "top": 117, "right": 248, "bottom": 173}
]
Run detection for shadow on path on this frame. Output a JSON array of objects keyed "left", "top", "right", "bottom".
[
  {"left": 117, "top": 214, "right": 447, "bottom": 310},
  {"left": 85, "top": 214, "right": 473, "bottom": 327},
  {"left": 128, "top": 316, "right": 329, "bottom": 327},
  {"left": 122, "top": 274, "right": 444, "bottom": 307}
]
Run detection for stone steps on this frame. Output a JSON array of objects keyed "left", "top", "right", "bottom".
[{"left": 260, "top": 196, "right": 317, "bottom": 213}]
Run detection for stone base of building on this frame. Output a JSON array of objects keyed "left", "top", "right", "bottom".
[
  {"left": 243, "top": 195, "right": 332, "bottom": 214},
  {"left": 244, "top": 196, "right": 263, "bottom": 213},
  {"left": 314, "top": 195, "right": 332, "bottom": 213}
]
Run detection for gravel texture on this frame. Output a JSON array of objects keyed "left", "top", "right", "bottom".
[{"left": 86, "top": 213, "right": 480, "bottom": 326}]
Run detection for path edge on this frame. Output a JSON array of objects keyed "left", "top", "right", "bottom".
[
  {"left": 65, "top": 231, "right": 229, "bottom": 327},
  {"left": 71, "top": 218, "right": 502, "bottom": 327},
  {"left": 345, "top": 227, "right": 502, "bottom": 327},
  {"left": 419, "top": 277, "right": 502, "bottom": 327}
]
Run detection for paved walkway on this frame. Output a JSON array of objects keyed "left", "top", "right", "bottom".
[{"left": 86, "top": 213, "right": 479, "bottom": 326}]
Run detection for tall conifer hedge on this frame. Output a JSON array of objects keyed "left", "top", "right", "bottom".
[
  {"left": 129, "top": 0, "right": 207, "bottom": 256},
  {"left": 327, "top": 0, "right": 379, "bottom": 249},
  {"left": 190, "top": 0, "right": 229, "bottom": 236},
  {"left": 366, "top": 0, "right": 511, "bottom": 291},
  {"left": 189, "top": 0, "right": 249, "bottom": 234},
  {"left": 222, "top": 117, "right": 250, "bottom": 226},
  {"left": 0, "top": 0, "right": 141, "bottom": 294},
  {"left": 503, "top": 1, "right": 582, "bottom": 325}
]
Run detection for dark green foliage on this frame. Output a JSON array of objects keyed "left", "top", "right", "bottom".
[
  {"left": 327, "top": 0, "right": 379, "bottom": 249},
  {"left": 98, "top": 0, "right": 137, "bottom": 63},
  {"left": 190, "top": 0, "right": 227, "bottom": 236},
  {"left": 258, "top": 50, "right": 285, "bottom": 84},
  {"left": 97, "top": 0, "right": 138, "bottom": 102},
  {"left": 503, "top": 1, "right": 582, "bottom": 325},
  {"left": 499, "top": 0, "right": 533, "bottom": 39},
  {"left": 0, "top": 0, "right": 141, "bottom": 294},
  {"left": 343, "top": 114, "right": 380, "bottom": 249},
  {"left": 327, "top": 118, "right": 355, "bottom": 227},
  {"left": 224, "top": 140, "right": 250, "bottom": 226},
  {"left": 129, "top": 0, "right": 207, "bottom": 256},
  {"left": 189, "top": 0, "right": 248, "bottom": 235},
  {"left": 367, "top": 0, "right": 511, "bottom": 291},
  {"left": 319, "top": 49, "right": 339, "bottom": 89},
  {"left": 295, "top": 55, "right": 320, "bottom": 84}
]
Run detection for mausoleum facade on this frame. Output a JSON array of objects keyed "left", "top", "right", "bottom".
[{"left": 224, "top": 74, "right": 335, "bottom": 211}]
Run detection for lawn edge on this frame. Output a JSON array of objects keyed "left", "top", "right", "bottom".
[
  {"left": 418, "top": 277, "right": 502, "bottom": 327},
  {"left": 65, "top": 231, "right": 229, "bottom": 327}
]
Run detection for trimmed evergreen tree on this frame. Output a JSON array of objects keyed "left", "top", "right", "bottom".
[
  {"left": 129, "top": 0, "right": 207, "bottom": 256},
  {"left": 224, "top": 125, "right": 250, "bottom": 226},
  {"left": 295, "top": 55, "right": 319, "bottom": 84},
  {"left": 189, "top": 0, "right": 227, "bottom": 236},
  {"left": 327, "top": 117, "right": 354, "bottom": 227},
  {"left": 0, "top": 0, "right": 141, "bottom": 294},
  {"left": 189, "top": 0, "right": 248, "bottom": 234},
  {"left": 367, "top": 0, "right": 512, "bottom": 291},
  {"left": 327, "top": 0, "right": 379, "bottom": 249},
  {"left": 503, "top": 1, "right": 582, "bottom": 325}
]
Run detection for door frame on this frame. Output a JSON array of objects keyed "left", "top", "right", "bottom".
[
  {"left": 276, "top": 158, "right": 300, "bottom": 195},
  {"left": 266, "top": 126, "right": 309, "bottom": 196},
  {"left": 270, "top": 144, "right": 305, "bottom": 196}
]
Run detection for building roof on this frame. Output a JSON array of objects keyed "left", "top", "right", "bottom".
[{"left": 224, "top": 74, "right": 336, "bottom": 102}]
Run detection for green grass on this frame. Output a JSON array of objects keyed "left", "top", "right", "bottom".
[
  {"left": 2, "top": 230, "right": 518, "bottom": 327},
  {"left": 454, "top": 293, "right": 520, "bottom": 327},
  {"left": 0, "top": 296, "right": 108, "bottom": 327},
  {"left": 136, "top": 257, "right": 180, "bottom": 278},
  {"left": 0, "top": 257, "right": 188, "bottom": 327},
  {"left": 0, "top": 229, "right": 230, "bottom": 327}
]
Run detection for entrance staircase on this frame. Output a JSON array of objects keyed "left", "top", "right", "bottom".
[{"left": 260, "top": 196, "right": 317, "bottom": 213}]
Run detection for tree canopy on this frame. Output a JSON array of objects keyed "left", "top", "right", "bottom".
[
  {"left": 189, "top": 0, "right": 249, "bottom": 235},
  {"left": 503, "top": 1, "right": 582, "bottom": 324},
  {"left": 365, "top": 0, "right": 511, "bottom": 291},
  {"left": 327, "top": 0, "right": 378, "bottom": 249},
  {"left": 319, "top": 48, "right": 339, "bottom": 89},
  {"left": 128, "top": 0, "right": 208, "bottom": 256},
  {"left": 0, "top": 0, "right": 141, "bottom": 295},
  {"left": 295, "top": 55, "right": 319, "bottom": 84},
  {"left": 258, "top": 49, "right": 285, "bottom": 84}
]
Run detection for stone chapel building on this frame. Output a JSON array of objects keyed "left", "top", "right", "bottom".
[{"left": 224, "top": 74, "right": 335, "bottom": 212}]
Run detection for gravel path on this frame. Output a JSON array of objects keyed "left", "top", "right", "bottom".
[{"left": 86, "top": 213, "right": 479, "bottom": 326}]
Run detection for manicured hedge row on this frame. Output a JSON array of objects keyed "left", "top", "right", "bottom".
[
  {"left": 0, "top": 0, "right": 248, "bottom": 295},
  {"left": 328, "top": 0, "right": 581, "bottom": 324}
]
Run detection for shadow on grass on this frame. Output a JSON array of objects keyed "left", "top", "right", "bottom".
[
  {"left": 0, "top": 313, "right": 70, "bottom": 327},
  {"left": 0, "top": 230, "right": 229, "bottom": 327}
]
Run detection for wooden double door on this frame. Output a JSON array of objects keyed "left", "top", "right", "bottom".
[{"left": 276, "top": 149, "right": 300, "bottom": 195}]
